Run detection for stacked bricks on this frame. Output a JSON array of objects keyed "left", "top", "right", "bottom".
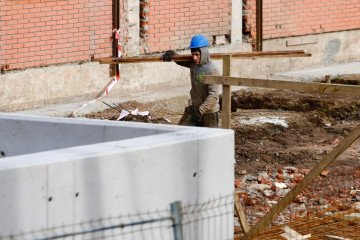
[
  {"left": 247, "top": 0, "right": 360, "bottom": 42},
  {"left": 1, "top": 0, "right": 113, "bottom": 70},
  {"left": 146, "top": 0, "right": 232, "bottom": 53}
]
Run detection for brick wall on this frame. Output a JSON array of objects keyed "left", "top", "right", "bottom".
[
  {"left": 144, "top": 0, "right": 232, "bottom": 53},
  {"left": 245, "top": 0, "right": 360, "bottom": 44},
  {"left": 6, "top": 0, "right": 359, "bottom": 70},
  {"left": 1, "top": 0, "right": 113, "bottom": 70},
  {"left": 2, "top": 0, "right": 231, "bottom": 70}
]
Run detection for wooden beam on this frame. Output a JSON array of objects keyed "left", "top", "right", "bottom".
[
  {"left": 223, "top": 57, "right": 251, "bottom": 235},
  {"left": 222, "top": 55, "right": 232, "bottom": 129},
  {"left": 203, "top": 76, "right": 360, "bottom": 97},
  {"left": 241, "top": 123, "right": 360, "bottom": 240},
  {"left": 93, "top": 50, "right": 311, "bottom": 64},
  {"left": 234, "top": 191, "right": 250, "bottom": 233}
]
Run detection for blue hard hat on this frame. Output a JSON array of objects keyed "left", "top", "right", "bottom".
[{"left": 189, "top": 35, "right": 210, "bottom": 48}]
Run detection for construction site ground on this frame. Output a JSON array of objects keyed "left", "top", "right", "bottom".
[
  {"left": 85, "top": 76, "right": 360, "bottom": 175},
  {"left": 84, "top": 74, "right": 360, "bottom": 239},
  {"left": 15, "top": 65, "right": 360, "bottom": 238}
]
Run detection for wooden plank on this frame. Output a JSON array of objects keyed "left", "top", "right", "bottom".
[
  {"left": 241, "top": 124, "right": 360, "bottom": 240},
  {"left": 203, "top": 76, "right": 360, "bottom": 97},
  {"left": 222, "top": 56, "right": 251, "bottom": 234},
  {"left": 234, "top": 191, "right": 250, "bottom": 233},
  {"left": 222, "top": 55, "right": 232, "bottom": 129},
  {"left": 93, "top": 50, "right": 311, "bottom": 64},
  {"left": 281, "top": 226, "right": 311, "bottom": 240}
]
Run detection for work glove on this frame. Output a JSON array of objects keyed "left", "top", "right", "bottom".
[
  {"left": 161, "top": 50, "right": 176, "bottom": 62},
  {"left": 192, "top": 109, "right": 203, "bottom": 124}
]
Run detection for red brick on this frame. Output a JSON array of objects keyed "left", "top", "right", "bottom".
[{"left": 4, "top": 0, "right": 360, "bottom": 69}]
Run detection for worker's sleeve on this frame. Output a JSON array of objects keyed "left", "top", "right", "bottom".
[
  {"left": 175, "top": 61, "right": 192, "bottom": 68},
  {"left": 198, "top": 84, "right": 219, "bottom": 115},
  {"left": 198, "top": 67, "right": 221, "bottom": 115}
]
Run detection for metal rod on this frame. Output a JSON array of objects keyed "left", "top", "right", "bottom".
[
  {"left": 34, "top": 216, "right": 172, "bottom": 240},
  {"left": 171, "top": 201, "right": 184, "bottom": 240},
  {"left": 112, "top": 0, "right": 120, "bottom": 76},
  {"left": 100, "top": 99, "right": 122, "bottom": 113},
  {"left": 256, "top": 0, "right": 263, "bottom": 51}
]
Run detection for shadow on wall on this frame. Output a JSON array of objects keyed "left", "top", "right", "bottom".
[{"left": 322, "top": 38, "right": 341, "bottom": 65}]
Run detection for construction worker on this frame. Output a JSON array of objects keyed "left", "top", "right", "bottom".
[{"left": 162, "top": 34, "right": 221, "bottom": 127}]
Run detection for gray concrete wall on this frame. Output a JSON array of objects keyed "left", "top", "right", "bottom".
[
  {"left": 0, "top": 113, "right": 171, "bottom": 157},
  {"left": 0, "top": 113, "right": 234, "bottom": 239},
  {"left": 1, "top": 29, "right": 359, "bottom": 112},
  {"left": 231, "top": 30, "right": 360, "bottom": 78}
]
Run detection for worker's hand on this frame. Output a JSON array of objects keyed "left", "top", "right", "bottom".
[
  {"left": 161, "top": 50, "right": 176, "bottom": 62},
  {"left": 192, "top": 109, "right": 202, "bottom": 124}
]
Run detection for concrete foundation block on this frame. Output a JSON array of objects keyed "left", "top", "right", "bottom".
[{"left": 0, "top": 113, "right": 234, "bottom": 239}]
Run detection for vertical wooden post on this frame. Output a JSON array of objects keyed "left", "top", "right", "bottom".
[
  {"left": 256, "top": 0, "right": 263, "bottom": 51},
  {"left": 234, "top": 191, "right": 250, "bottom": 233},
  {"left": 222, "top": 55, "right": 232, "bottom": 129},
  {"left": 222, "top": 55, "right": 250, "bottom": 233}
]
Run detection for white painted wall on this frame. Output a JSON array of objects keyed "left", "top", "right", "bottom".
[
  {"left": 0, "top": 113, "right": 234, "bottom": 240},
  {"left": 231, "top": 0, "right": 243, "bottom": 45}
]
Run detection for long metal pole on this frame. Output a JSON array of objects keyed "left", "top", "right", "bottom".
[
  {"left": 34, "top": 216, "right": 173, "bottom": 240},
  {"left": 112, "top": 0, "right": 120, "bottom": 76},
  {"left": 171, "top": 201, "right": 184, "bottom": 240},
  {"left": 256, "top": 0, "right": 263, "bottom": 51}
]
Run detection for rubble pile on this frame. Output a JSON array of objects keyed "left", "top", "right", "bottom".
[{"left": 235, "top": 166, "right": 360, "bottom": 226}]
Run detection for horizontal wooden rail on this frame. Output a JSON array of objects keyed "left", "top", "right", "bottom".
[
  {"left": 93, "top": 50, "right": 311, "bottom": 64},
  {"left": 203, "top": 76, "right": 360, "bottom": 97}
]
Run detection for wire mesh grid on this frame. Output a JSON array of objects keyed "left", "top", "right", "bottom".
[
  {"left": 235, "top": 166, "right": 360, "bottom": 239},
  {"left": 1, "top": 194, "right": 234, "bottom": 240},
  {"left": 3, "top": 208, "right": 174, "bottom": 240},
  {"left": 254, "top": 207, "right": 360, "bottom": 239},
  {"left": 182, "top": 194, "right": 234, "bottom": 240}
]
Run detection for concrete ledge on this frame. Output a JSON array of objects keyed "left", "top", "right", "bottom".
[{"left": 3, "top": 29, "right": 360, "bottom": 113}]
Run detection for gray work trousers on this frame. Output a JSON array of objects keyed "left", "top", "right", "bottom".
[{"left": 178, "top": 106, "right": 219, "bottom": 128}]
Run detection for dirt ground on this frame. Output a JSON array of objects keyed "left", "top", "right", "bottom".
[
  {"left": 86, "top": 79, "right": 360, "bottom": 176},
  {"left": 85, "top": 75, "right": 360, "bottom": 231}
]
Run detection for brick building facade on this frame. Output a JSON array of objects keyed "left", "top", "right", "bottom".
[
  {"left": 244, "top": 0, "right": 360, "bottom": 45},
  {"left": 0, "top": 0, "right": 113, "bottom": 70},
  {"left": 143, "top": 0, "right": 231, "bottom": 53},
  {"left": 1, "top": 0, "right": 231, "bottom": 71},
  {"left": 1, "top": 0, "right": 360, "bottom": 71}
]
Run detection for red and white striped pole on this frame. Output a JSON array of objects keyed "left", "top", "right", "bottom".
[{"left": 71, "top": 29, "right": 122, "bottom": 117}]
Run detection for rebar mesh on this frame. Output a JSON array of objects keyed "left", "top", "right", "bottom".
[
  {"left": 253, "top": 208, "right": 360, "bottom": 239},
  {"left": 235, "top": 166, "right": 360, "bottom": 239}
]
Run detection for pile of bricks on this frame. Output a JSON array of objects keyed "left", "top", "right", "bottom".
[{"left": 235, "top": 166, "right": 360, "bottom": 226}]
